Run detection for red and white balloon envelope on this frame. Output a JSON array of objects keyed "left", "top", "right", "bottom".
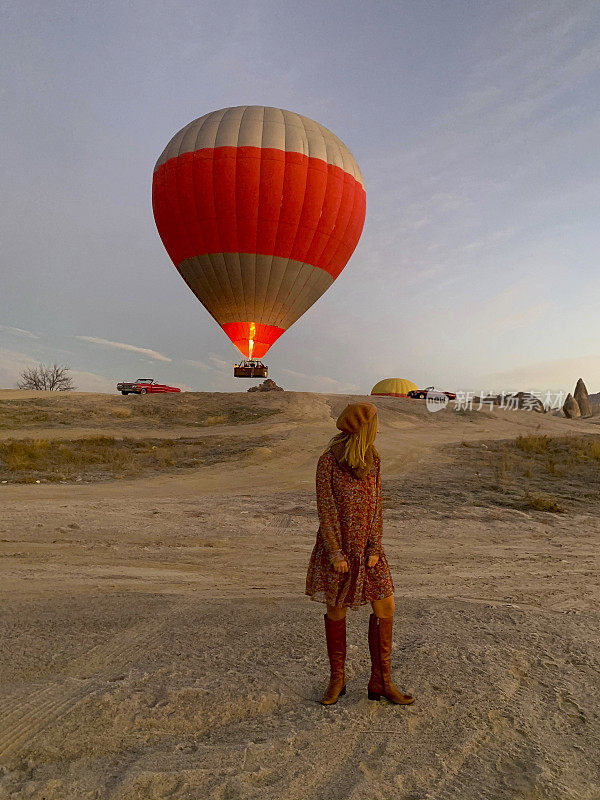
[{"left": 152, "top": 106, "right": 366, "bottom": 361}]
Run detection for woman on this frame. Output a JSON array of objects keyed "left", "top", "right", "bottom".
[{"left": 305, "top": 402, "right": 415, "bottom": 706}]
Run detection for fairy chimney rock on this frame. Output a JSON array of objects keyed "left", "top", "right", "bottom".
[
  {"left": 563, "top": 393, "right": 581, "bottom": 419},
  {"left": 574, "top": 378, "right": 592, "bottom": 417}
]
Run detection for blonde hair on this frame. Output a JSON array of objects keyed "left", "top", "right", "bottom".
[{"left": 324, "top": 413, "right": 378, "bottom": 468}]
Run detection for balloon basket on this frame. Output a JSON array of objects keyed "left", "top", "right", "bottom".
[{"left": 233, "top": 360, "right": 268, "bottom": 378}]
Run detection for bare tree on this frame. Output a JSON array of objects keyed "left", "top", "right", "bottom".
[{"left": 18, "top": 363, "right": 76, "bottom": 391}]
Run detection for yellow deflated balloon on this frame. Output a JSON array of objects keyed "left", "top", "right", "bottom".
[{"left": 371, "top": 378, "right": 418, "bottom": 397}]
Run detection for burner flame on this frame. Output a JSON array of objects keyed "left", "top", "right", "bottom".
[{"left": 248, "top": 322, "right": 256, "bottom": 359}]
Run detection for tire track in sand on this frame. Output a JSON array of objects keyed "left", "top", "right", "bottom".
[
  {"left": 0, "top": 596, "right": 196, "bottom": 764},
  {"left": 423, "top": 655, "right": 572, "bottom": 800},
  {"left": 0, "top": 678, "right": 104, "bottom": 762}
]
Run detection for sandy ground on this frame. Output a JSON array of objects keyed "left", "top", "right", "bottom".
[{"left": 1, "top": 390, "right": 599, "bottom": 799}]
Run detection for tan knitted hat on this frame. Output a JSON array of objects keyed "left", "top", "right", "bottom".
[{"left": 336, "top": 402, "right": 377, "bottom": 434}]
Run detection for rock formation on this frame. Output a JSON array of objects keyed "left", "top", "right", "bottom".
[
  {"left": 562, "top": 393, "right": 581, "bottom": 419},
  {"left": 478, "top": 392, "right": 544, "bottom": 411},
  {"left": 515, "top": 391, "right": 545, "bottom": 412},
  {"left": 247, "top": 379, "right": 284, "bottom": 393},
  {"left": 573, "top": 378, "right": 592, "bottom": 417}
]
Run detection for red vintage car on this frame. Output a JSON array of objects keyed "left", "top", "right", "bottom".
[{"left": 116, "top": 378, "right": 181, "bottom": 395}]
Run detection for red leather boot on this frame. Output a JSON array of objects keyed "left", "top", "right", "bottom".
[
  {"left": 320, "top": 613, "right": 347, "bottom": 705},
  {"left": 367, "top": 613, "right": 414, "bottom": 704}
]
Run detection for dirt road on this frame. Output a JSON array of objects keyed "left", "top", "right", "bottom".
[{"left": 1, "top": 391, "right": 599, "bottom": 799}]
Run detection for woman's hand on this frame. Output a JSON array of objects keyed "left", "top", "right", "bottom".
[
  {"left": 367, "top": 554, "right": 379, "bottom": 568},
  {"left": 333, "top": 558, "right": 349, "bottom": 573}
]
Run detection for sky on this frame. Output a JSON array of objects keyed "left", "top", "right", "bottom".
[{"left": 1, "top": 0, "right": 599, "bottom": 396}]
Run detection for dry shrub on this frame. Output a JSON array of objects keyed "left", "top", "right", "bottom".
[
  {"left": 203, "top": 414, "right": 228, "bottom": 426},
  {"left": 0, "top": 436, "right": 134, "bottom": 478},
  {"left": 584, "top": 439, "right": 600, "bottom": 460},
  {"left": 111, "top": 407, "right": 133, "bottom": 419},
  {"left": 495, "top": 454, "right": 514, "bottom": 486},
  {"left": 544, "top": 457, "right": 563, "bottom": 476},
  {"left": 515, "top": 435, "right": 551, "bottom": 454},
  {"left": 525, "top": 492, "right": 565, "bottom": 513},
  {"left": 1, "top": 439, "right": 50, "bottom": 469}
]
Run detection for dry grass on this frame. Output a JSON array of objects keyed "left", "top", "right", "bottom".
[
  {"left": 524, "top": 492, "right": 565, "bottom": 513},
  {"left": 0, "top": 435, "right": 269, "bottom": 483},
  {"left": 515, "top": 434, "right": 600, "bottom": 462},
  {"left": 496, "top": 434, "right": 600, "bottom": 512},
  {"left": 389, "top": 433, "right": 600, "bottom": 517},
  {"left": 515, "top": 434, "right": 553, "bottom": 454},
  {"left": 0, "top": 393, "right": 281, "bottom": 430},
  {"left": 494, "top": 454, "right": 515, "bottom": 486}
]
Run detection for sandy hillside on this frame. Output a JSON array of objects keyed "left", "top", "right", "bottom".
[{"left": 0, "top": 390, "right": 599, "bottom": 799}]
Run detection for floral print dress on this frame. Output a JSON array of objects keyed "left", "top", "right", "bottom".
[{"left": 305, "top": 447, "right": 394, "bottom": 609}]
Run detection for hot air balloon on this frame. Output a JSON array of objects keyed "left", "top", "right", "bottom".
[
  {"left": 152, "top": 106, "right": 366, "bottom": 374},
  {"left": 371, "top": 378, "right": 418, "bottom": 398}
]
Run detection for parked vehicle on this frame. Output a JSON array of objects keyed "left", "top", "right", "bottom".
[
  {"left": 407, "top": 386, "right": 457, "bottom": 400},
  {"left": 233, "top": 360, "right": 268, "bottom": 378},
  {"left": 116, "top": 378, "right": 181, "bottom": 395}
]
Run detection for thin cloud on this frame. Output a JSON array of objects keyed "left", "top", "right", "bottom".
[
  {"left": 69, "top": 369, "right": 115, "bottom": 393},
  {"left": 495, "top": 303, "right": 550, "bottom": 333},
  {"left": 77, "top": 336, "right": 171, "bottom": 362},
  {"left": 0, "top": 349, "right": 37, "bottom": 388},
  {"left": 0, "top": 325, "right": 38, "bottom": 339},
  {"left": 183, "top": 358, "right": 210, "bottom": 371},
  {"left": 208, "top": 353, "right": 231, "bottom": 373},
  {"left": 281, "top": 368, "right": 359, "bottom": 394}
]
